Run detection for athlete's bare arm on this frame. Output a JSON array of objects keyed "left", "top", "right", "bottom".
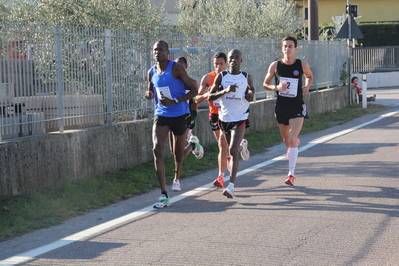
[
  {"left": 262, "top": 61, "right": 287, "bottom": 92},
  {"left": 195, "top": 73, "right": 211, "bottom": 104},
  {"left": 173, "top": 62, "right": 198, "bottom": 100},
  {"left": 190, "top": 78, "right": 199, "bottom": 110},
  {"left": 159, "top": 62, "right": 198, "bottom": 106},
  {"left": 208, "top": 73, "right": 236, "bottom": 101},
  {"left": 263, "top": 61, "right": 277, "bottom": 91},
  {"left": 145, "top": 69, "right": 154, "bottom": 99},
  {"left": 301, "top": 61, "right": 313, "bottom": 95},
  {"left": 246, "top": 74, "right": 255, "bottom": 102}
]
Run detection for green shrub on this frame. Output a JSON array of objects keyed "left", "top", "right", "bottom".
[{"left": 359, "top": 23, "right": 399, "bottom": 46}]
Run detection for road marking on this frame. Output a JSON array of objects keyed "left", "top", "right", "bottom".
[{"left": 1, "top": 109, "right": 398, "bottom": 266}]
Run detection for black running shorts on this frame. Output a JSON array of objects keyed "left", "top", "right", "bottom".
[
  {"left": 209, "top": 113, "right": 220, "bottom": 131},
  {"left": 275, "top": 103, "right": 308, "bottom": 125},
  {"left": 154, "top": 114, "right": 188, "bottom": 136},
  {"left": 219, "top": 119, "right": 249, "bottom": 135}
]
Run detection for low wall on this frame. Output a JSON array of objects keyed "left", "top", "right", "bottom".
[
  {"left": 0, "top": 86, "right": 349, "bottom": 196},
  {"left": 14, "top": 95, "right": 105, "bottom": 132},
  {"left": 352, "top": 71, "right": 399, "bottom": 88}
]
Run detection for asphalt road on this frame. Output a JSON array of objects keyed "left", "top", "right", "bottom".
[{"left": 1, "top": 87, "right": 399, "bottom": 266}]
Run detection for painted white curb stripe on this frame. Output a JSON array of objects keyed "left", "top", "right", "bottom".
[{"left": 1, "top": 109, "right": 398, "bottom": 266}]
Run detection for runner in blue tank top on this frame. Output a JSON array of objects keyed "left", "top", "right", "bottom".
[
  {"left": 262, "top": 35, "right": 314, "bottom": 186},
  {"left": 145, "top": 41, "right": 197, "bottom": 209}
]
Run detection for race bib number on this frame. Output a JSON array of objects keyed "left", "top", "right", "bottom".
[
  {"left": 278, "top": 77, "right": 298, "bottom": 98},
  {"left": 155, "top": 86, "right": 172, "bottom": 105}
]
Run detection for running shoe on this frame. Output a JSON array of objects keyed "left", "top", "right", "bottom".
[
  {"left": 223, "top": 184, "right": 234, "bottom": 198},
  {"left": 188, "top": 135, "right": 199, "bottom": 144},
  {"left": 172, "top": 179, "right": 181, "bottom": 191},
  {"left": 213, "top": 176, "right": 224, "bottom": 189},
  {"left": 227, "top": 157, "right": 231, "bottom": 173},
  {"left": 285, "top": 175, "right": 295, "bottom": 186},
  {"left": 186, "top": 130, "right": 193, "bottom": 142},
  {"left": 153, "top": 194, "right": 170, "bottom": 209},
  {"left": 189, "top": 136, "right": 204, "bottom": 159},
  {"left": 240, "top": 139, "right": 250, "bottom": 161},
  {"left": 286, "top": 139, "right": 300, "bottom": 159}
]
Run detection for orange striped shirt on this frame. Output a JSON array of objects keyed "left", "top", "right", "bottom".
[{"left": 208, "top": 71, "right": 219, "bottom": 114}]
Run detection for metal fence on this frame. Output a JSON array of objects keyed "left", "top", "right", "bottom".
[
  {"left": 353, "top": 46, "right": 399, "bottom": 73},
  {"left": 0, "top": 22, "right": 347, "bottom": 141}
]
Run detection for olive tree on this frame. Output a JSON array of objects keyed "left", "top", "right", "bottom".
[
  {"left": 176, "top": 0, "right": 301, "bottom": 39},
  {"left": 0, "top": 0, "right": 167, "bottom": 33}
]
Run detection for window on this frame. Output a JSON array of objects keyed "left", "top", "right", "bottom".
[{"left": 304, "top": 6, "right": 308, "bottom": 21}]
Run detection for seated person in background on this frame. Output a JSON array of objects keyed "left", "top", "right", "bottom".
[{"left": 351, "top": 76, "right": 376, "bottom": 102}]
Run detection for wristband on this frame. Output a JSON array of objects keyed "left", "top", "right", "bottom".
[{"left": 174, "top": 98, "right": 179, "bottom": 104}]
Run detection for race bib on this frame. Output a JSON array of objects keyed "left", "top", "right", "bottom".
[
  {"left": 155, "top": 86, "right": 172, "bottom": 105},
  {"left": 278, "top": 77, "right": 298, "bottom": 98}
]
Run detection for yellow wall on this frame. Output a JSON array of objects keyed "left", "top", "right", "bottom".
[{"left": 296, "top": 0, "right": 399, "bottom": 27}]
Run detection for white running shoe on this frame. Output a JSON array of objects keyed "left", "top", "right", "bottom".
[
  {"left": 189, "top": 136, "right": 204, "bottom": 159},
  {"left": 223, "top": 184, "right": 234, "bottom": 198},
  {"left": 172, "top": 179, "right": 181, "bottom": 191},
  {"left": 153, "top": 194, "right": 170, "bottom": 209},
  {"left": 240, "top": 139, "right": 250, "bottom": 161},
  {"left": 188, "top": 135, "right": 198, "bottom": 144},
  {"left": 186, "top": 130, "right": 193, "bottom": 142}
]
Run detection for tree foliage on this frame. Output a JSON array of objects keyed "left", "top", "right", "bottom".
[
  {"left": 0, "top": 0, "right": 167, "bottom": 33},
  {"left": 176, "top": 0, "right": 301, "bottom": 39}
]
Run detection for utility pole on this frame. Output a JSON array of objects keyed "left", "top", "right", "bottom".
[{"left": 308, "top": 0, "right": 319, "bottom": 40}]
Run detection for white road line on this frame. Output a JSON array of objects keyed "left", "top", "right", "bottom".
[{"left": 1, "top": 109, "right": 398, "bottom": 266}]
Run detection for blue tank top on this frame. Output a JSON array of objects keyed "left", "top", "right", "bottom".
[{"left": 150, "top": 60, "right": 189, "bottom": 117}]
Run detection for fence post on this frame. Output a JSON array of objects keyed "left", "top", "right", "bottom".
[
  {"left": 269, "top": 39, "right": 276, "bottom": 99},
  {"left": 105, "top": 29, "right": 112, "bottom": 125},
  {"left": 178, "top": 33, "right": 184, "bottom": 58},
  {"left": 207, "top": 36, "right": 211, "bottom": 73},
  {"left": 146, "top": 37, "right": 153, "bottom": 111},
  {"left": 327, "top": 41, "right": 331, "bottom": 89},
  {"left": 146, "top": 37, "right": 152, "bottom": 74},
  {"left": 55, "top": 25, "right": 64, "bottom": 132},
  {"left": 362, "top": 73, "right": 367, "bottom": 108},
  {"left": 250, "top": 38, "right": 257, "bottom": 100},
  {"left": 314, "top": 41, "right": 319, "bottom": 92}
]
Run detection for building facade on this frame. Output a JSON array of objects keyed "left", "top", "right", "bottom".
[{"left": 294, "top": 0, "right": 399, "bottom": 28}]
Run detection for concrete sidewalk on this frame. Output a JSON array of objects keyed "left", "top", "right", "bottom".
[{"left": 367, "top": 86, "right": 399, "bottom": 107}]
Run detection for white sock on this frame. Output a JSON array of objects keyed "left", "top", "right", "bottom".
[
  {"left": 218, "top": 172, "right": 225, "bottom": 177},
  {"left": 288, "top": 147, "right": 298, "bottom": 176},
  {"left": 228, "top": 182, "right": 234, "bottom": 189}
]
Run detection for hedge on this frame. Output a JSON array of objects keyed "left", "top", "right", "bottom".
[{"left": 358, "top": 23, "right": 399, "bottom": 46}]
